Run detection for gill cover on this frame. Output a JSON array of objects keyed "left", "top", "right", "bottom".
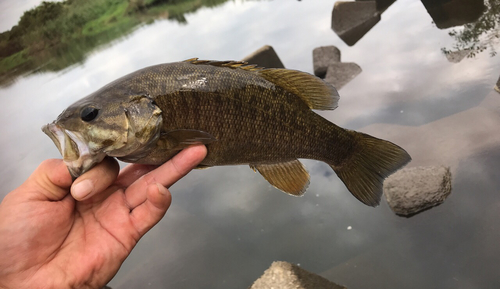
[{"left": 107, "top": 94, "right": 163, "bottom": 159}]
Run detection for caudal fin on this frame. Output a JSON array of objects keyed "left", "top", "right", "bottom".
[{"left": 331, "top": 131, "right": 411, "bottom": 207}]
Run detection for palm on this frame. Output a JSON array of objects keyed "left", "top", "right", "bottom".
[{"left": 0, "top": 145, "right": 207, "bottom": 289}]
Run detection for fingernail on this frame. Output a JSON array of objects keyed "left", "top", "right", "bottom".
[
  {"left": 156, "top": 183, "right": 167, "bottom": 196},
  {"left": 72, "top": 180, "right": 94, "bottom": 200}
]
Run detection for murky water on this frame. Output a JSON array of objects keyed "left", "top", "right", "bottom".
[{"left": 1, "top": 0, "right": 499, "bottom": 288}]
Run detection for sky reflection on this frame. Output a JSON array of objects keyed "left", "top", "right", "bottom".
[{"left": 1, "top": 0, "right": 500, "bottom": 288}]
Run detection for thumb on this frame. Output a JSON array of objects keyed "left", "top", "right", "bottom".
[{"left": 21, "top": 159, "right": 73, "bottom": 201}]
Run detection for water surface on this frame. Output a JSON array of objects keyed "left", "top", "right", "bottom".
[{"left": 1, "top": 1, "right": 499, "bottom": 288}]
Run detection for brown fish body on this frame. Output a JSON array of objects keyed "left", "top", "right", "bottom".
[
  {"left": 109, "top": 62, "right": 350, "bottom": 167},
  {"left": 43, "top": 59, "right": 411, "bottom": 206}
]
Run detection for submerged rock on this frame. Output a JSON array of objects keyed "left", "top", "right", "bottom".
[
  {"left": 324, "top": 63, "right": 362, "bottom": 89},
  {"left": 249, "top": 261, "right": 346, "bottom": 289},
  {"left": 242, "top": 45, "right": 285, "bottom": 68},
  {"left": 383, "top": 166, "right": 452, "bottom": 217},
  {"left": 495, "top": 76, "right": 500, "bottom": 93},
  {"left": 331, "top": 1, "right": 380, "bottom": 46},
  {"left": 313, "top": 46, "right": 341, "bottom": 78}
]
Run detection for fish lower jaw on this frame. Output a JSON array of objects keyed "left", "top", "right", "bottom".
[
  {"left": 64, "top": 152, "right": 106, "bottom": 178},
  {"left": 42, "top": 123, "right": 106, "bottom": 178}
]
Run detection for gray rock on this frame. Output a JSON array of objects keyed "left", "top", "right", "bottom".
[
  {"left": 331, "top": 1, "right": 381, "bottom": 46},
  {"left": 249, "top": 261, "right": 346, "bottom": 289},
  {"left": 324, "top": 63, "right": 362, "bottom": 89},
  {"left": 383, "top": 166, "right": 452, "bottom": 217},
  {"left": 421, "top": 0, "right": 485, "bottom": 29},
  {"left": 495, "top": 76, "right": 500, "bottom": 93},
  {"left": 313, "top": 46, "right": 341, "bottom": 78},
  {"left": 356, "top": 0, "right": 396, "bottom": 12},
  {"left": 242, "top": 45, "right": 285, "bottom": 68}
]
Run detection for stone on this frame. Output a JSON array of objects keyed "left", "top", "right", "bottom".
[
  {"left": 249, "top": 261, "right": 346, "bottom": 289},
  {"left": 313, "top": 46, "right": 341, "bottom": 78},
  {"left": 420, "top": 0, "right": 485, "bottom": 29},
  {"left": 324, "top": 63, "right": 362, "bottom": 89},
  {"left": 331, "top": 1, "right": 381, "bottom": 46},
  {"left": 383, "top": 166, "right": 452, "bottom": 217},
  {"left": 357, "top": 0, "right": 396, "bottom": 12},
  {"left": 495, "top": 76, "right": 500, "bottom": 93},
  {"left": 242, "top": 45, "right": 285, "bottom": 68}
]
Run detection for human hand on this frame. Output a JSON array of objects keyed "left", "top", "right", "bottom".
[{"left": 0, "top": 145, "right": 207, "bottom": 289}]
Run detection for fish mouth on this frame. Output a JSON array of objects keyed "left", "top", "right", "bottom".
[{"left": 42, "top": 123, "right": 106, "bottom": 179}]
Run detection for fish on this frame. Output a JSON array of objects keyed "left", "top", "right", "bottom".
[{"left": 42, "top": 59, "right": 411, "bottom": 206}]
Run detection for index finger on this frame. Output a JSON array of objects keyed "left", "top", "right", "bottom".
[{"left": 124, "top": 145, "right": 207, "bottom": 208}]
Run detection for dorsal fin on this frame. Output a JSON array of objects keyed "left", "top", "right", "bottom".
[
  {"left": 184, "top": 58, "right": 263, "bottom": 72},
  {"left": 258, "top": 69, "right": 339, "bottom": 110},
  {"left": 184, "top": 58, "right": 339, "bottom": 110}
]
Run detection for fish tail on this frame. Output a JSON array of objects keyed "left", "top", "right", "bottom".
[{"left": 330, "top": 131, "right": 411, "bottom": 207}]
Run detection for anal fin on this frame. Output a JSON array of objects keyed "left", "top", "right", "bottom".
[{"left": 250, "top": 160, "right": 310, "bottom": 196}]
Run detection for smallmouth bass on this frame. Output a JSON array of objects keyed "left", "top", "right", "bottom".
[{"left": 42, "top": 59, "right": 411, "bottom": 206}]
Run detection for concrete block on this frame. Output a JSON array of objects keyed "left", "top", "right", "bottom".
[
  {"left": 242, "top": 45, "right": 285, "bottom": 68},
  {"left": 313, "top": 46, "right": 341, "bottom": 78},
  {"left": 331, "top": 1, "right": 380, "bottom": 46},
  {"left": 324, "top": 63, "right": 361, "bottom": 89}
]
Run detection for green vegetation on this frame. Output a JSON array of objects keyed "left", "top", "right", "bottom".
[
  {"left": 0, "top": 0, "right": 229, "bottom": 86},
  {"left": 442, "top": 0, "right": 500, "bottom": 59}
]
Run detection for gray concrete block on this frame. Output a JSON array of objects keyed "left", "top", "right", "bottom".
[
  {"left": 324, "top": 63, "right": 362, "bottom": 90},
  {"left": 331, "top": 1, "right": 381, "bottom": 46},
  {"left": 383, "top": 166, "right": 452, "bottom": 217},
  {"left": 242, "top": 45, "right": 285, "bottom": 68},
  {"left": 313, "top": 46, "right": 341, "bottom": 78},
  {"left": 249, "top": 261, "right": 346, "bottom": 289},
  {"left": 421, "top": 0, "right": 485, "bottom": 29}
]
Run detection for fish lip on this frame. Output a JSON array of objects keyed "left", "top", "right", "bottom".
[{"left": 42, "top": 123, "right": 106, "bottom": 178}]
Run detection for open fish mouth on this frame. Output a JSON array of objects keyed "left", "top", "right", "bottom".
[{"left": 42, "top": 123, "right": 106, "bottom": 178}]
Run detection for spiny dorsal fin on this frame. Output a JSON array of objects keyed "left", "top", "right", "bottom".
[
  {"left": 184, "top": 58, "right": 263, "bottom": 72},
  {"left": 250, "top": 160, "right": 310, "bottom": 196},
  {"left": 258, "top": 69, "right": 339, "bottom": 110},
  {"left": 184, "top": 58, "right": 339, "bottom": 110}
]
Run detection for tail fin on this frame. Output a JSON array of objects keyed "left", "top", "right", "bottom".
[{"left": 331, "top": 131, "right": 411, "bottom": 207}]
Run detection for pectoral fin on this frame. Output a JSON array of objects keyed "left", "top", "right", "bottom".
[
  {"left": 195, "top": 164, "right": 213, "bottom": 169},
  {"left": 250, "top": 160, "right": 310, "bottom": 196},
  {"left": 161, "top": 129, "right": 217, "bottom": 150}
]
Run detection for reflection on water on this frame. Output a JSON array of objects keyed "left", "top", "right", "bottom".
[
  {"left": 332, "top": 0, "right": 499, "bottom": 60},
  {"left": 441, "top": 0, "right": 500, "bottom": 58},
  {"left": 1, "top": 0, "right": 500, "bottom": 288},
  {"left": 0, "top": 0, "right": 229, "bottom": 87},
  {"left": 422, "top": 0, "right": 486, "bottom": 29}
]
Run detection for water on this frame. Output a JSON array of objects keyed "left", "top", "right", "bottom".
[{"left": 1, "top": 0, "right": 499, "bottom": 288}]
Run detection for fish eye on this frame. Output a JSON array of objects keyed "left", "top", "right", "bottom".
[{"left": 80, "top": 106, "right": 99, "bottom": 122}]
